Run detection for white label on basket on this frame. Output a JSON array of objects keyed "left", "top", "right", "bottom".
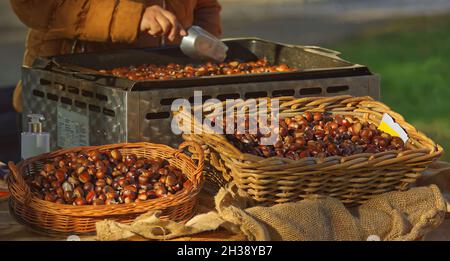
[
  {"left": 57, "top": 106, "right": 89, "bottom": 148},
  {"left": 378, "top": 113, "right": 409, "bottom": 143}
]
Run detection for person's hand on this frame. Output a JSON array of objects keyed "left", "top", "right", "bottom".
[{"left": 140, "top": 5, "right": 187, "bottom": 41}]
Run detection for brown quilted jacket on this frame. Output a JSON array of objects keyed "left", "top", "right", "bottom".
[{"left": 11, "top": 0, "right": 221, "bottom": 112}]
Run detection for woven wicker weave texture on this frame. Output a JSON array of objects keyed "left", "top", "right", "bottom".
[
  {"left": 180, "top": 95, "right": 443, "bottom": 205},
  {"left": 7, "top": 142, "right": 204, "bottom": 235}
]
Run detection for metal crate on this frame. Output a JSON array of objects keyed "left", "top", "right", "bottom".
[{"left": 22, "top": 38, "right": 380, "bottom": 150}]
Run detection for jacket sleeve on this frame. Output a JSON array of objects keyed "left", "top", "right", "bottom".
[
  {"left": 193, "top": 0, "right": 222, "bottom": 37},
  {"left": 10, "top": 0, "right": 145, "bottom": 43}
]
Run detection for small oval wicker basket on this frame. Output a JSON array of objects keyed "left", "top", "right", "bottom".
[
  {"left": 7, "top": 142, "right": 204, "bottom": 235},
  {"left": 180, "top": 95, "right": 443, "bottom": 206}
]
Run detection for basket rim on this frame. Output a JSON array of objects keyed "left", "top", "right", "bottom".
[
  {"left": 7, "top": 142, "right": 204, "bottom": 216},
  {"left": 179, "top": 95, "right": 443, "bottom": 164}
]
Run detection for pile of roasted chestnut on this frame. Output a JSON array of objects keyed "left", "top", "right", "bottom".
[
  {"left": 27, "top": 150, "right": 187, "bottom": 205},
  {"left": 226, "top": 112, "right": 406, "bottom": 160},
  {"left": 99, "top": 59, "right": 294, "bottom": 81}
]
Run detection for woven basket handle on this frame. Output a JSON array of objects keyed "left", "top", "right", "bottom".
[
  {"left": 7, "top": 161, "right": 32, "bottom": 203},
  {"left": 178, "top": 141, "right": 204, "bottom": 181}
]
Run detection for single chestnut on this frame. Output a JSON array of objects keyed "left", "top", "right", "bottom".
[
  {"left": 303, "top": 112, "right": 313, "bottom": 122},
  {"left": 39, "top": 169, "right": 49, "bottom": 178},
  {"left": 112, "top": 170, "right": 122, "bottom": 177},
  {"left": 137, "top": 192, "right": 147, "bottom": 201},
  {"left": 155, "top": 186, "right": 168, "bottom": 198},
  {"left": 103, "top": 185, "right": 115, "bottom": 194},
  {"left": 117, "top": 177, "right": 128, "bottom": 188},
  {"left": 54, "top": 169, "right": 67, "bottom": 182},
  {"left": 106, "top": 191, "right": 118, "bottom": 200},
  {"left": 124, "top": 154, "right": 137, "bottom": 166},
  {"left": 78, "top": 171, "right": 91, "bottom": 183},
  {"left": 86, "top": 190, "right": 96, "bottom": 203},
  {"left": 123, "top": 196, "right": 134, "bottom": 204},
  {"left": 135, "top": 159, "right": 145, "bottom": 169},
  {"left": 95, "top": 170, "right": 105, "bottom": 180},
  {"left": 73, "top": 186, "right": 85, "bottom": 198},
  {"left": 95, "top": 179, "right": 106, "bottom": 188},
  {"left": 391, "top": 137, "right": 405, "bottom": 149},
  {"left": 93, "top": 199, "right": 105, "bottom": 206},
  {"left": 87, "top": 150, "right": 101, "bottom": 161},
  {"left": 50, "top": 180, "right": 62, "bottom": 189},
  {"left": 97, "top": 193, "right": 107, "bottom": 202},
  {"left": 64, "top": 191, "right": 74, "bottom": 203},
  {"left": 126, "top": 171, "right": 137, "bottom": 181},
  {"left": 83, "top": 182, "right": 94, "bottom": 192},
  {"left": 67, "top": 176, "right": 80, "bottom": 186},
  {"left": 110, "top": 149, "right": 122, "bottom": 161},
  {"left": 74, "top": 197, "right": 86, "bottom": 206},
  {"left": 123, "top": 185, "right": 137, "bottom": 193},
  {"left": 105, "top": 175, "right": 114, "bottom": 185},
  {"left": 44, "top": 192, "right": 56, "bottom": 202},
  {"left": 146, "top": 190, "right": 157, "bottom": 199},
  {"left": 55, "top": 187, "right": 64, "bottom": 199},
  {"left": 105, "top": 199, "right": 117, "bottom": 205},
  {"left": 43, "top": 163, "right": 55, "bottom": 173}
]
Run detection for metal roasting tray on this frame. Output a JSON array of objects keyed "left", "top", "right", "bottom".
[
  {"left": 34, "top": 38, "right": 373, "bottom": 90},
  {"left": 22, "top": 38, "right": 380, "bottom": 149}
]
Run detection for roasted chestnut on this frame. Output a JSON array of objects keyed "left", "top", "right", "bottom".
[
  {"left": 78, "top": 171, "right": 91, "bottom": 183},
  {"left": 226, "top": 112, "right": 406, "bottom": 159},
  {"left": 74, "top": 197, "right": 86, "bottom": 206},
  {"left": 42, "top": 163, "right": 55, "bottom": 173},
  {"left": 155, "top": 186, "right": 168, "bottom": 198},
  {"left": 95, "top": 170, "right": 106, "bottom": 179},
  {"left": 83, "top": 182, "right": 94, "bottom": 192},
  {"left": 101, "top": 59, "right": 294, "bottom": 81},
  {"left": 165, "top": 173, "right": 178, "bottom": 187},
  {"left": 73, "top": 186, "right": 85, "bottom": 198},
  {"left": 124, "top": 154, "right": 137, "bottom": 166},
  {"left": 86, "top": 190, "right": 96, "bottom": 203},
  {"left": 44, "top": 192, "right": 56, "bottom": 202},
  {"left": 137, "top": 192, "right": 147, "bottom": 201},
  {"left": 54, "top": 169, "right": 67, "bottom": 182},
  {"left": 110, "top": 149, "right": 122, "bottom": 161},
  {"left": 28, "top": 149, "right": 186, "bottom": 205},
  {"left": 64, "top": 191, "right": 74, "bottom": 203},
  {"left": 93, "top": 199, "right": 105, "bottom": 206}
]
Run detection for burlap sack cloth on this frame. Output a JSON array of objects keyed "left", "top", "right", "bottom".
[{"left": 96, "top": 162, "right": 450, "bottom": 241}]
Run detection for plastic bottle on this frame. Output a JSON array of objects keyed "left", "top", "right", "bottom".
[{"left": 21, "top": 114, "right": 50, "bottom": 159}]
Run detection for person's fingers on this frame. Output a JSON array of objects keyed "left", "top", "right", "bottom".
[
  {"left": 165, "top": 14, "right": 178, "bottom": 41},
  {"left": 169, "top": 22, "right": 184, "bottom": 41},
  {"left": 155, "top": 14, "right": 171, "bottom": 36},
  {"left": 179, "top": 26, "right": 187, "bottom": 37},
  {"left": 148, "top": 17, "right": 163, "bottom": 36},
  {"left": 140, "top": 6, "right": 186, "bottom": 39},
  {"left": 161, "top": 10, "right": 182, "bottom": 41}
]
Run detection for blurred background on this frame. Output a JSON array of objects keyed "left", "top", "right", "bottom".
[{"left": 1, "top": 0, "right": 449, "bottom": 162}]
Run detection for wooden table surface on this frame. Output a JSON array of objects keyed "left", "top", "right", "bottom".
[
  {"left": 0, "top": 192, "right": 247, "bottom": 241},
  {"left": 1, "top": 196, "right": 449, "bottom": 241}
]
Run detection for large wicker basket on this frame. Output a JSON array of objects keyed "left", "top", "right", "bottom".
[
  {"left": 180, "top": 95, "right": 443, "bottom": 205},
  {"left": 7, "top": 142, "right": 204, "bottom": 235}
]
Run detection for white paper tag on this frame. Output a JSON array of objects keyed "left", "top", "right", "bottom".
[
  {"left": 378, "top": 113, "right": 409, "bottom": 142},
  {"left": 57, "top": 106, "right": 89, "bottom": 148}
]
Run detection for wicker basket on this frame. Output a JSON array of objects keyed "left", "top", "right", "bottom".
[
  {"left": 7, "top": 142, "right": 204, "bottom": 235},
  {"left": 180, "top": 95, "right": 443, "bottom": 206}
]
